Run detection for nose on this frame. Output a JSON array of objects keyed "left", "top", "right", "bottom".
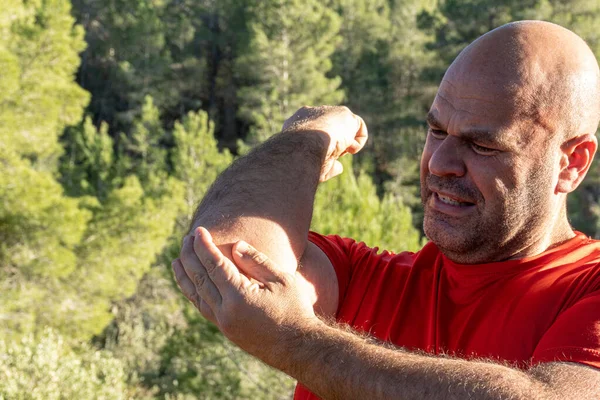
[{"left": 428, "top": 137, "right": 466, "bottom": 177}]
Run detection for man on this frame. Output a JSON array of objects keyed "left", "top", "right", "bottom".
[{"left": 173, "top": 21, "right": 600, "bottom": 399}]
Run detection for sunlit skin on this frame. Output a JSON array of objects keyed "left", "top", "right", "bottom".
[
  {"left": 174, "top": 21, "right": 600, "bottom": 400},
  {"left": 421, "top": 21, "right": 600, "bottom": 264}
]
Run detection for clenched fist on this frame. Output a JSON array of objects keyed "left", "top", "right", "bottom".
[{"left": 282, "top": 106, "right": 368, "bottom": 181}]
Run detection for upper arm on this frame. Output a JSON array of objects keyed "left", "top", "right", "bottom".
[
  {"left": 199, "top": 221, "right": 341, "bottom": 317},
  {"left": 297, "top": 241, "right": 339, "bottom": 317},
  {"left": 528, "top": 362, "right": 600, "bottom": 399},
  {"left": 193, "top": 216, "right": 301, "bottom": 274}
]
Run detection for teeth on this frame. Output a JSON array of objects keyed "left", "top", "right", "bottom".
[{"left": 438, "top": 194, "right": 464, "bottom": 206}]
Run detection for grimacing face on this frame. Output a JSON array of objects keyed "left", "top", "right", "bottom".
[{"left": 419, "top": 77, "right": 562, "bottom": 264}]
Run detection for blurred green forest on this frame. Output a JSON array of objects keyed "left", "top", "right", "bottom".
[{"left": 1, "top": 0, "right": 600, "bottom": 398}]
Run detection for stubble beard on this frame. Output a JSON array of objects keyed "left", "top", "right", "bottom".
[{"left": 421, "top": 169, "right": 553, "bottom": 264}]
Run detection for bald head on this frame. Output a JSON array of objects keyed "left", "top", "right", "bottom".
[
  {"left": 446, "top": 20, "right": 600, "bottom": 142},
  {"left": 422, "top": 21, "right": 600, "bottom": 263}
]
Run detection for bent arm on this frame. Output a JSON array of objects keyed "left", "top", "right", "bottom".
[
  {"left": 187, "top": 106, "right": 366, "bottom": 315},
  {"left": 191, "top": 130, "right": 326, "bottom": 273}
]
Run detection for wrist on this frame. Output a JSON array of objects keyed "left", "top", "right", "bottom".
[
  {"left": 267, "top": 316, "right": 331, "bottom": 374},
  {"left": 279, "top": 129, "right": 330, "bottom": 159}
]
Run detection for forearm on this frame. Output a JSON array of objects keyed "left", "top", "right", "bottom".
[
  {"left": 191, "top": 130, "right": 327, "bottom": 271},
  {"left": 278, "top": 320, "right": 551, "bottom": 400}
]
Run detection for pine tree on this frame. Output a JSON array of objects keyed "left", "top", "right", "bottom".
[
  {"left": 417, "top": 0, "right": 550, "bottom": 66},
  {"left": 122, "top": 95, "right": 168, "bottom": 186},
  {"left": 0, "top": 0, "right": 93, "bottom": 340},
  {"left": 236, "top": 0, "right": 344, "bottom": 143},
  {"left": 71, "top": 0, "right": 174, "bottom": 134},
  {"left": 0, "top": 0, "right": 89, "bottom": 166},
  {"left": 0, "top": 0, "right": 185, "bottom": 342},
  {"left": 60, "top": 117, "right": 115, "bottom": 198},
  {"left": 171, "top": 109, "right": 234, "bottom": 215},
  {"left": 312, "top": 156, "right": 423, "bottom": 252}
]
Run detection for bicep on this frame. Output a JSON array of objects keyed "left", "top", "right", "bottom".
[
  {"left": 201, "top": 219, "right": 341, "bottom": 316},
  {"left": 528, "top": 362, "right": 600, "bottom": 399},
  {"left": 297, "top": 241, "right": 339, "bottom": 317},
  {"left": 194, "top": 216, "right": 300, "bottom": 274}
]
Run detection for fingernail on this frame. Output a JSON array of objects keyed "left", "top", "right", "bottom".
[{"left": 236, "top": 241, "right": 249, "bottom": 254}]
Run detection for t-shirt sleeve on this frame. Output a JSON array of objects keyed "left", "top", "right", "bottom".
[
  {"left": 531, "top": 292, "right": 600, "bottom": 370},
  {"left": 307, "top": 231, "right": 373, "bottom": 310}
]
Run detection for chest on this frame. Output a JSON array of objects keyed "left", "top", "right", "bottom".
[{"left": 336, "top": 264, "right": 582, "bottom": 365}]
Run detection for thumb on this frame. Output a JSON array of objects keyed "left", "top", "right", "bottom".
[
  {"left": 320, "top": 159, "right": 344, "bottom": 182},
  {"left": 232, "top": 241, "right": 286, "bottom": 286}
]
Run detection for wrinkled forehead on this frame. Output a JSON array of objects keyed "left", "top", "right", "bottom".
[{"left": 430, "top": 72, "right": 538, "bottom": 146}]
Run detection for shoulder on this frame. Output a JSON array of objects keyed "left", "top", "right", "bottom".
[
  {"left": 308, "top": 231, "right": 429, "bottom": 274},
  {"left": 307, "top": 232, "right": 437, "bottom": 304}
]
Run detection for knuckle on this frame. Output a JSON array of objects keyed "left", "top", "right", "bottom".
[
  {"left": 192, "top": 272, "right": 207, "bottom": 287},
  {"left": 251, "top": 251, "right": 268, "bottom": 265},
  {"left": 204, "top": 256, "right": 224, "bottom": 273}
]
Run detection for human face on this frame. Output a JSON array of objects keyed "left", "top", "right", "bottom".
[{"left": 420, "top": 76, "right": 560, "bottom": 264}]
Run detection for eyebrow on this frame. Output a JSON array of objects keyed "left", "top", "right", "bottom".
[{"left": 426, "top": 112, "right": 508, "bottom": 147}]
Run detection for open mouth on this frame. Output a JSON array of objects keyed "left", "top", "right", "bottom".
[{"left": 435, "top": 193, "right": 474, "bottom": 207}]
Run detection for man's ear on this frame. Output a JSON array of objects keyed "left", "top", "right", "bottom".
[{"left": 556, "top": 133, "right": 598, "bottom": 194}]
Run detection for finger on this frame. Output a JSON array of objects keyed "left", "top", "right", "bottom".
[
  {"left": 347, "top": 115, "right": 368, "bottom": 155},
  {"left": 232, "top": 241, "right": 286, "bottom": 288},
  {"left": 193, "top": 227, "right": 242, "bottom": 291},
  {"left": 320, "top": 160, "right": 344, "bottom": 182},
  {"left": 172, "top": 258, "right": 199, "bottom": 303},
  {"left": 180, "top": 235, "right": 222, "bottom": 309},
  {"left": 173, "top": 259, "right": 218, "bottom": 323},
  {"left": 199, "top": 298, "right": 218, "bottom": 325}
]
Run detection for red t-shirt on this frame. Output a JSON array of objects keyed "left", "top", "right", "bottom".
[{"left": 294, "top": 231, "right": 600, "bottom": 399}]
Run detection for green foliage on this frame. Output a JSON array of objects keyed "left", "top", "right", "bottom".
[
  {"left": 0, "top": 328, "right": 128, "bottom": 400},
  {"left": 0, "top": 146, "right": 91, "bottom": 280},
  {"left": 75, "top": 175, "right": 182, "bottom": 299},
  {"left": 123, "top": 96, "right": 169, "bottom": 185},
  {"left": 5, "top": 0, "right": 600, "bottom": 398},
  {"left": 0, "top": 0, "right": 93, "bottom": 340},
  {"left": 313, "top": 156, "right": 423, "bottom": 252},
  {"left": 0, "top": 0, "right": 184, "bottom": 344},
  {"left": 171, "top": 110, "right": 233, "bottom": 215},
  {"left": 417, "top": 0, "right": 549, "bottom": 65},
  {"left": 0, "top": 0, "right": 89, "bottom": 164},
  {"left": 93, "top": 267, "right": 188, "bottom": 399},
  {"left": 157, "top": 313, "right": 295, "bottom": 399},
  {"left": 71, "top": 0, "right": 176, "bottom": 133},
  {"left": 548, "top": 0, "right": 600, "bottom": 55},
  {"left": 236, "top": 0, "right": 344, "bottom": 142},
  {"left": 60, "top": 117, "right": 115, "bottom": 198}
]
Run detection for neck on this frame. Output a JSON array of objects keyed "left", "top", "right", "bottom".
[{"left": 507, "top": 206, "right": 575, "bottom": 261}]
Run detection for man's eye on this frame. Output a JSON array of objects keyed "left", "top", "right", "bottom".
[
  {"left": 471, "top": 143, "right": 499, "bottom": 156},
  {"left": 429, "top": 128, "right": 447, "bottom": 139}
]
